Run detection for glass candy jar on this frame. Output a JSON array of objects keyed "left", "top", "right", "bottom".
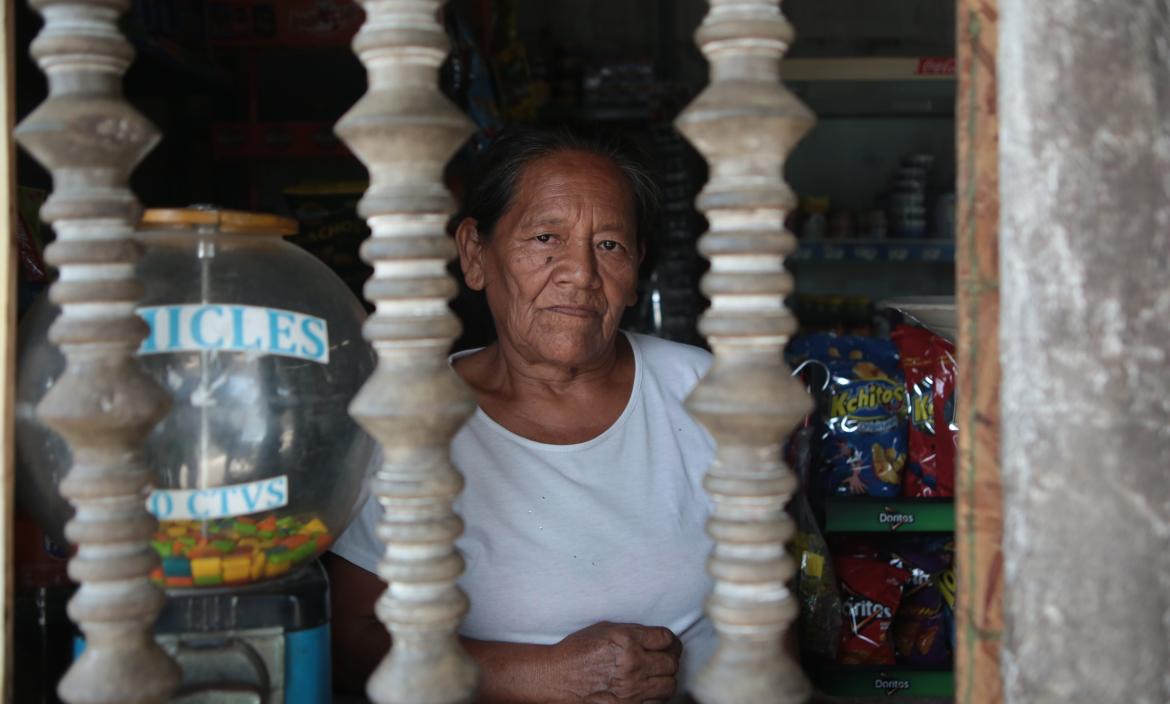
[{"left": 17, "top": 208, "right": 377, "bottom": 590}]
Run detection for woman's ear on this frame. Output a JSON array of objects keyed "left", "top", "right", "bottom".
[{"left": 455, "top": 217, "right": 486, "bottom": 291}]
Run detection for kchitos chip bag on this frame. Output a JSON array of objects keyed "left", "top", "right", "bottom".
[{"left": 814, "top": 336, "right": 908, "bottom": 497}]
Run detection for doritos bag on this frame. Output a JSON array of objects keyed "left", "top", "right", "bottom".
[
  {"left": 891, "top": 538, "right": 954, "bottom": 665},
  {"left": 835, "top": 553, "right": 911, "bottom": 665}
]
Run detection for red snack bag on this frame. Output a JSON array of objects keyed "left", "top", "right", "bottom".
[
  {"left": 891, "top": 325, "right": 937, "bottom": 497},
  {"left": 835, "top": 554, "right": 912, "bottom": 665},
  {"left": 931, "top": 337, "right": 957, "bottom": 497}
]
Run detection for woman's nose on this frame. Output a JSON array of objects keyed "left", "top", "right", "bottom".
[{"left": 556, "top": 240, "right": 601, "bottom": 288}]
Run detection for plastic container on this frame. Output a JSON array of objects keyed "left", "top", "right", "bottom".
[{"left": 16, "top": 208, "right": 377, "bottom": 590}]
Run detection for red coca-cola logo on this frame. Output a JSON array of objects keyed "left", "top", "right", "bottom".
[{"left": 916, "top": 57, "right": 956, "bottom": 75}]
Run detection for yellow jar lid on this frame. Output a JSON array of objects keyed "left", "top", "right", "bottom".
[{"left": 140, "top": 207, "right": 298, "bottom": 237}]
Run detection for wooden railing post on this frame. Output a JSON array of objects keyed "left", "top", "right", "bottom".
[
  {"left": 675, "top": 1, "right": 815, "bottom": 702},
  {"left": 13, "top": 1, "right": 178, "bottom": 702},
  {"left": 335, "top": 2, "right": 478, "bottom": 703}
]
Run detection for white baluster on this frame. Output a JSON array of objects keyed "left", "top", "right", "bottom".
[
  {"left": 335, "top": 1, "right": 478, "bottom": 702},
  {"left": 675, "top": 1, "right": 815, "bottom": 701},
  {"left": 14, "top": 1, "right": 178, "bottom": 702}
]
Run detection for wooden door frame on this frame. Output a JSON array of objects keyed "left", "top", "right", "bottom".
[{"left": 954, "top": 0, "right": 1003, "bottom": 702}]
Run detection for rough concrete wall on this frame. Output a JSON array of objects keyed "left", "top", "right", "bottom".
[{"left": 998, "top": 1, "right": 1170, "bottom": 703}]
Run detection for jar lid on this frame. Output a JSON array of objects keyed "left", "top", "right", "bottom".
[{"left": 140, "top": 207, "right": 298, "bottom": 237}]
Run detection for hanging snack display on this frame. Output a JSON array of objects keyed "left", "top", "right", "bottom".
[
  {"left": 15, "top": 208, "right": 377, "bottom": 590},
  {"left": 789, "top": 335, "right": 908, "bottom": 497}
]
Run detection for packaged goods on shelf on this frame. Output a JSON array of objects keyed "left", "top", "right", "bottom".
[
  {"left": 205, "top": 0, "right": 362, "bottom": 47},
  {"left": 890, "top": 537, "right": 955, "bottom": 665},
  {"left": 932, "top": 340, "right": 958, "bottom": 497},
  {"left": 283, "top": 182, "right": 371, "bottom": 306},
  {"left": 831, "top": 539, "right": 912, "bottom": 665},
  {"left": 892, "top": 325, "right": 941, "bottom": 497},
  {"left": 792, "top": 454, "right": 843, "bottom": 660},
  {"left": 788, "top": 335, "right": 908, "bottom": 498}
]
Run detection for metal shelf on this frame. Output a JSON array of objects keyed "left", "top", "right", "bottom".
[
  {"left": 784, "top": 57, "right": 955, "bottom": 82},
  {"left": 811, "top": 665, "right": 955, "bottom": 697},
  {"left": 792, "top": 240, "right": 955, "bottom": 264},
  {"left": 824, "top": 498, "right": 955, "bottom": 533}
]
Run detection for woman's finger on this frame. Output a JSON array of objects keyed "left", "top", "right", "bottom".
[
  {"left": 639, "top": 650, "right": 680, "bottom": 677},
  {"left": 642, "top": 675, "right": 679, "bottom": 701},
  {"left": 633, "top": 625, "right": 677, "bottom": 651}
]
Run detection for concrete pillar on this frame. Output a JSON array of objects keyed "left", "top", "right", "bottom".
[{"left": 998, "top": 1, "right": 1170, "bottom": 703}]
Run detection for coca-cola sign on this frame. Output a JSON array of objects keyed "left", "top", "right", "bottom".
[{"left": 916, "top": 57, "right": 956, "bottom": 76}]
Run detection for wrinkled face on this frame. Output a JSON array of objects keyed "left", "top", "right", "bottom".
[{"left": 457, "top": 150, "right": 642, "bottom": 369}]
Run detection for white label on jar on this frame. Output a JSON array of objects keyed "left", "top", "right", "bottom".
[
  {"left": 137, "top": 304, "right": 330, "bottom": 364},
  {"left": 146, "top": 475, "right": 289, "bottom": 521}
]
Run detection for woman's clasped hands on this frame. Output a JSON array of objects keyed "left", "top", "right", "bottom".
[{"left": 551, "top": 621, "right": 683, "bottom": 704}]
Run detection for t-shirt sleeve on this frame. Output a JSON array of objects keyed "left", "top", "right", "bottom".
[
  {"left": 330, "top": 490, "right": 383, "bottom": 575},
  {"left": 631, "top": 332, "right": 713, "bottom": 396}
]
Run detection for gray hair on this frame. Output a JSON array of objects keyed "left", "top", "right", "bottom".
[{"left": 454, "top": 127, "right": 660, "bottom": 250}]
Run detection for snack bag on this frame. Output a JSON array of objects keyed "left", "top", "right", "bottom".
[
  {"left": 891, "top": 538, "right": 954, "bottom": 665},
  {"left": 835, "top": 552, "right": 911, "bottom": 665},
  {"left": 932, "top": 337, "right": 958, "bottom": 497},
  {"left": 786, "top": 340, "right": 834, "bottom": 516},
  {"left": 892, "top": 325, "right": 938, "bottom": 497},
  {"left": 936, "top": 555, "right": 958, "bottom": 653},
  {"left": 819, "top": 337, "right": 908, "bottom": 497},
  {"left": 792, "top": 497, "right": 842, "bottom": 660}
]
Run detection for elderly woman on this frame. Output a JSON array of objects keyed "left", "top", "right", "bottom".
[{"left": 327, "top": 129, "right": 716, "bottom": 703}]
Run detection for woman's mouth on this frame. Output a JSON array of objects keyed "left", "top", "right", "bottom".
[{"left": 546, "top": 306, "right": 598, "bottom": 318}]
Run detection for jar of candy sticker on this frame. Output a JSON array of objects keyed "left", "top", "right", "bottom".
[{"left": 16, "top": 207, "right": 377, "bottom": 590}]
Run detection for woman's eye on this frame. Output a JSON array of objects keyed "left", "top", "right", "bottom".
[
  {"left": 598, "top": 240, "right": 622, "bottom": 251},
  {"left": 535, "top": 233, "right": 554, "bottom": 243}
]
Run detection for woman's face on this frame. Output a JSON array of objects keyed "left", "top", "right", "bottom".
[{"left": 457, "top": 150, "right": 642, "bottom": 370}]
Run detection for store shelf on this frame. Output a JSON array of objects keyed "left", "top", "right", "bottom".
[
  {"left": 539, "top": 105, "right": 656, "bottom": 124},
  {"left": 784, "top": 57, "right": 955, "bottom": 82},
  {"left": 212, "top": 122, "right": 350, "bottom": 159},
  {"left": 791, "top": 240, "right": 955, "bottom": 264},
  {"left": 825, "top": 498, "right": 955, "bottom": 533},
  {"left": 811, "top": 666, "right": 954, "bottom": 698},
  {"left": 205, "top": 0, "right": 363, "bottom": 48}
]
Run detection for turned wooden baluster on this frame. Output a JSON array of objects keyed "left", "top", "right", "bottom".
[
  {"left": 13, "top": 1, "right": 178, "bottom": 703},
  {"left": 336, "top": 2, "right": 478, "bottom": 703},
  {"left": 675, "top": 1, "right": 815, "bottom": 702}
]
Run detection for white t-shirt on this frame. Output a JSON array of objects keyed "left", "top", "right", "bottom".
[{"left": 332, "top": 331, "right": 718, "bottom": 695}]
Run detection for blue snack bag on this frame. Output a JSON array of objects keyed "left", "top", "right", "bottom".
[{"left": 818, "top": 336, "right": 907, "bottom": 497}]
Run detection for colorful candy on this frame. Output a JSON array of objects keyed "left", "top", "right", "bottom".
[{"left": 149, "top": 512, "right": 331, "bottom": 589}]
